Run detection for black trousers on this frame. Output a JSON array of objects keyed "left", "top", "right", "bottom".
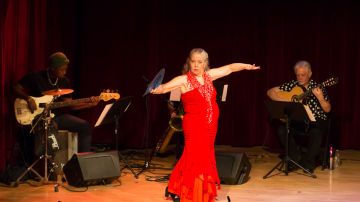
[
  {"left": 276, "top": 119, "right": 328, "bottom": 170},
  {"left": 54, "top": 114, "right": 92, "bottom": 152}
]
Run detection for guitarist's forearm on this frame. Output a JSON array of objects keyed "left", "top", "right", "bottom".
[
  {"left": 267, "top": 87, "right": 289, "bottom": 101},
  {"left": 13, "top": 84, "right": 31, "bottom": 100},
  {"left": 318, "top": 99, "right": 331, "bottom": 113}
]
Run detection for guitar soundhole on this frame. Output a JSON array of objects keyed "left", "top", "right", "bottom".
[{"left": 291, "top": 95, "right": 299, "bottom": 102}]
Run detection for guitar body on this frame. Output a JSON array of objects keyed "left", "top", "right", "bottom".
[
  {"left": 276, "top": 86, "right": 304, "bottom": 102},
  {"left": 14, "top": 95, "right": 54, "bottom": 125}
]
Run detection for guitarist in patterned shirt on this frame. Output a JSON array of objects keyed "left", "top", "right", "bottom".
[
  {"left": 267, "top": 60, "right": 332, "bottom": 173},
  {"left": 13, "top": 52, "right": 99, "bottom": 162}
]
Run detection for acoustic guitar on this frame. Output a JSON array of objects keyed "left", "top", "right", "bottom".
[
  {"left": 277, "top": 77, "right": 338, "bottom": 121},
  {"left": 277, "top": 77, "right": 338, "bottom": 102},
  {"left": 14, "top": 92, "right": 120, "bottom": 125}
]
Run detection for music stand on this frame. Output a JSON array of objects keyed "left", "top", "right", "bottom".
[
  {"left": 263, "top": 100, "right": 317, "bottom": 179},
  {"left": 94, "top": 96, "right": 138, "bottom": 178},
  {"left": 134, "top": 68, "right": 165, "bottom": 178}
]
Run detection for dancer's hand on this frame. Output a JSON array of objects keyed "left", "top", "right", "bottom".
[
  {"left": 243, "top": 63, "right": 260, "bottom": 70},
  {"left": 151, "top": 85, "right": 164, "bottom": 94}
]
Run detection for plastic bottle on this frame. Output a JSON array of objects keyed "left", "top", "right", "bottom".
[
  {"left": 334, "top": 149, "right": 341, "bottom": 168},
  {"left": 329, "top": 146, "right": 334, "bottom": 170}
]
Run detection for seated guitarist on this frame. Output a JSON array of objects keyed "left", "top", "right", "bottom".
[
  {"left": 267, "top": 60, "right": 331, "bottom": 173},
  {"left": 13, "top": 52, "right": 99, "bottom": 160}
]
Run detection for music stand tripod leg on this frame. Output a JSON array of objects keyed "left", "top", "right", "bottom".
[
  {"left": 134, "top": 149, "right": 153, "bottom": 178},
  {"left": 264, "top": 101, "right": 319, "bottom": 179},
  {"left": 114, "top": 115, "right": 139, "bottom": 179},
  {"left": 134, "top": 95, "right": 155, "bottom": 178},
  {"left": 117, "top": 151, "right": 138, "bottom": 179},
  {"left": 114, "top": 151, "right": 139, "bottom": 179},
  {"left": 283, "top": 116, "right": 317, "bottom": 178},
  {"left": 263, "top": 159, "right": 284, "bottom": 179},
  {"left": 287, "top": 158, "right": 317, "bottom": 178},
  {"left": 264, "top": 116, "right": 292, "bottom": 179},
  {"left": 15, "top": 155, "right": 44, "bottom": 185}
]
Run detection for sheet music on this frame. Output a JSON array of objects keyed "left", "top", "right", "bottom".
[
  {"left": 95, "top": 103, "right": 113, "bottom": 127},
  {"left": 221, "top": 84, "right": 228, "bottom": 102},
  {"left": 169, "top": 88, "right": 181, "bottom": 101}
]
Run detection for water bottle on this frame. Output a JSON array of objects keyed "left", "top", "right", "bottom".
[
  {"left": 334, "top": 149, "right": 341, "bottom": 168},
  {"left": 329, "top": 146, "right": 334, "bottom": 170}
]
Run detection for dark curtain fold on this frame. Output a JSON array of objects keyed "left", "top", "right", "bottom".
[
  {"left": 0, "top": 0, "right": 46, "bottom": 169},
  {"left": 1, "top": 0, "right": 360, "bottom": 171}
]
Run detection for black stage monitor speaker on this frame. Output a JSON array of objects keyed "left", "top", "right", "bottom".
[
  {"left": 215, "top": 152, "right": 251, "bottom": 185},
  {"left": 63, "top": 151, "right": 120, "bottom": 187}
]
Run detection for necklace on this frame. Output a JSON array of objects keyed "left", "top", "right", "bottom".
[{"left": 47, "top": 70, "right": 59, "bottom": 86}]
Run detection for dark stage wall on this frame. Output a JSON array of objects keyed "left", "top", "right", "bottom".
[{"left": 1, "top": 0, "right": 360, "bottom": 170}]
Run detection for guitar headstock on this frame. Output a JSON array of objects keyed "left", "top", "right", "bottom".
[
  {"left": 322, "top": 77, "right": 339, "bottom": 87},
  {"left": 99, "top": 89, "right": 120, "bottom": 101}
]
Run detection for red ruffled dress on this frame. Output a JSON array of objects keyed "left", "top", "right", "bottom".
[{"left": 167, "top": 72, "right": 220, "bottom": 202}]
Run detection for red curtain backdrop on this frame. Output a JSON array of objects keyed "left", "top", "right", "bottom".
[
  {"left": 0, "top": 0, "right": 47, "bottom": 169},
  {"left": 1, "top": 1, "right": 360, "bottom": 171}
]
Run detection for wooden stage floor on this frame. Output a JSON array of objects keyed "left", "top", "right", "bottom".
[{"left": 1, "top": 146, "right": 360, "bottom": 202}]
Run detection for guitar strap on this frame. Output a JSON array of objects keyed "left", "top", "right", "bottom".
[{"left": 295, "top": 84, "right": 316, "bottom": 121}]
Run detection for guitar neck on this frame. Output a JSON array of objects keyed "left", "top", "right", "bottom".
[{"left": 49, "top": 97, "right": 97, "bottom": 109}]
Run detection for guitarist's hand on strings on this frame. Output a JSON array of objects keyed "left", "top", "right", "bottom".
[
  {"left": 26, "top": 97, "right": 37, "bottom": 113},
  {"left": 312, "top": 87, "right": 325, "bottom": 100},
  {"left": 312, "top": 86, "right": 331, "bottom": 112}
]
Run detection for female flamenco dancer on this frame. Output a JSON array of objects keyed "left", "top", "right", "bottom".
[{"left": 151, "top": 48, "right": 260, "bottom": 202}]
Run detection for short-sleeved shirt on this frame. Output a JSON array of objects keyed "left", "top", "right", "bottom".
[
  {"left": 19, "top": 70, "right": 72, "bottom": 116},
  {"left": 279, "top": 79, "right": 330, "bottom": 121},
  {"left": 19, "top": 70, "right": 72, "bottom": 99}
]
